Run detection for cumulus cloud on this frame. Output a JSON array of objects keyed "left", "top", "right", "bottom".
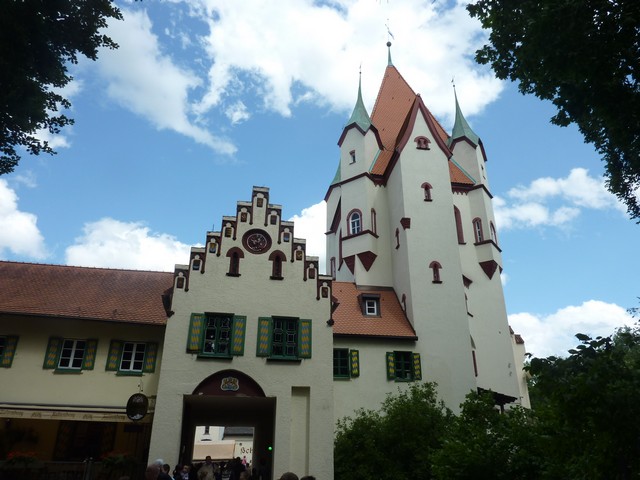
[
  {"left": 225, "top": 101, "right": 250, "bottom": 124},
  {"left": 495, "top": 168, "right": 627, "bottom": 230},
  {"left": 182, "top": 0, "right": 501, "bottom": 124},
  {"left": 65, "top": 218, "right": 192, "bottom": 271},
  {"left": 509, "top": 300, "right": 635, "bottom": 358},
  {"left": 0, "top": 180, "right": 47, "bottom": 260},
  {"left": 98, "top": 9, "right": 236, "bottom": 154},
  {"left": 289, "top": 201, "right": 327, "bottom": 273}
]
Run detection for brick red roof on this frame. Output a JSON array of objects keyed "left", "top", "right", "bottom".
[
  {"left": 0, "top": 261, "right": 173, "bottom": 325},
  {"left": 332, "top": 282, "right": 417, "bottom": 338}
]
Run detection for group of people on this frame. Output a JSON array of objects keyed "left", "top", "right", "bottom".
[{"left": 145, "top": 458, "right": 315, "bottom": 480}]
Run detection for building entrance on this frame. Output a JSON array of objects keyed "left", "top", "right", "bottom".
[{"left": 179, "top": 370, "right": 275, "bottom": 477}]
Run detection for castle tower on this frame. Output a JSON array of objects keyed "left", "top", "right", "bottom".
[{"left": 327, "top": 45, "right": 528, "bottom": 413}]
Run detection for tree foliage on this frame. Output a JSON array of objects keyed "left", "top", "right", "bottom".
[
  {"left": 0, "top": 0, "right": 123, "bottom": 174},
  {"left": 467, "top": 0, "right": 640, "bottom": 219}
]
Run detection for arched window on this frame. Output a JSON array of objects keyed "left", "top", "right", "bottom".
[
  {"left": 371, "top": 209, "right": 377, "bottom": 234},
  {"left": 490, "top": 221, "right": 498, "bottom": 245},
  {"left": 454, "top": 207, "right": 464, "bottom": 244},
  {"left": 269, "top": 251, "right": 286, "bottom": 279},
  {"left": 421, "top": 182, "right": 433, "bottom": 201},
  {"left": 429, "top": 261, "right": 442, "bottom": 283},
  {"left": 414, "top": 136, "right": 431, "bottom": 150},
  {"left": 472, "top": 218, "right": 484, "bottom": 243},
  {"left": 395, "top": 228, "right": 400, "bottom": 249},
  {"left": 226, "top": 248, "right": 244, "bottom": 276},
  {"left": 348, "top": 210, "right": 362, "bottom": 235}
]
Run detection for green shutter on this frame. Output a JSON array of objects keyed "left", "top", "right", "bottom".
[
  {"left": 143, "top": 342, "right": 158, "bottom": 373},
  {"left": 231, "top": 316, "right": 246, "bottom": 356},
  {"left": 82, "top": 339, "right": 98, "bottom": 370},
  {"left": 187, "top": 313, "right": 206, "bottom": 352},
  {"left": 43, "top": 337, "right": 63, "bottom": 369},
  {"left": 298, "top": 319, "right": 312, "bottom": 359},
  {"left": 106, "top": 340, "right": 123, "bottom": 371},
  {"left": 350, "top": 349, "right": 360, "bottom": 377},
  {"left": 256, "top": 317, "right": 272, "bottom": 357},
  {"left": 386, "top": 351, "right": 396, "bottom": 380},
  {"left": 1, "top": 336, "right": 19, "bottom": 368},
  {"left": 412, "top": 352, "right": 422, "bottom": 381}
]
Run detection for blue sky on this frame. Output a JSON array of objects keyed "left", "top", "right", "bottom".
[{"left": 1, "top": 0, "right": 638, "bottom": 358}]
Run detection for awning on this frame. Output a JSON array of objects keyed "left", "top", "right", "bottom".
[{"left": 0, "top": 404, "right": 153, "bottom": 423}]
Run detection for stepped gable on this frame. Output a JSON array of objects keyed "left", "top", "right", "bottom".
[
  {"left": 0, "top": 261, "right": 172, "bottom": 324},
  {"left": 331, "top": 282, "right": 417, "bottom": 339}
]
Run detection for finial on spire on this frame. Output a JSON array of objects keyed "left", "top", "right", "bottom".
[{"left": 385, "top": 22, "right": 394, "bottom": 66}]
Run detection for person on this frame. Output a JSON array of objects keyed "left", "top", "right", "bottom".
[
  {"left": 145, "top": 463, "right": 161, "bottom": 480},
  {"left": 158, "top": 464, "right": 172, "bottom": 480},
  {"left": 198, "top": 456, "right": 215, "bottom": 480},
  {"left": 278, "top": 473, "right": 298, "bottom": 480},
  {"left": 176, "top": 464, "right": 191, "bottom": 480}
]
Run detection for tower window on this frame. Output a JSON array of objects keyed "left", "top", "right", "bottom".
[
  {"left": 421, "top": 182, "right": 433, "bottom": 201},
  {"left": 414, "top": 136, "right": 431, "bottom": 150},
  {"left": 349, "top": 150, "right": 356, "bottom": 163},
  {"left": 429, "top": 261, "right": 442, "bottom": 283},
  {"left": 348, "top": 210, "right": 362, "bottom": 235},
  {"left": 472, "top": 218, "right": 484, "bottom": 243},
  {"left": 454, "top": 207, "right": 464, "bottom": 244},
  {"left": 490, "top": 221, "right": 498, "bottom": 245}
]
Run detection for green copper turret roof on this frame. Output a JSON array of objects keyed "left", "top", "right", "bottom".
[
  {"left": 346, "top": 72, "right": 371, "bottom": 132},
  {"left": 451, "top": 89, "right": 480, "bottom": 146}
]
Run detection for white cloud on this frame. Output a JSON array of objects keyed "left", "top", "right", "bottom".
[
  {"left": 225, "top": 101, "right": 250, "bottom": 124},
  {"left": 65, "top": 218, "right": 192, "bottom": 271},
  {"left": 98, "top": 9, "right": 236, "bottom": 155},
  {"left": 289, "top": 201, "right": 327, "bottom": 273},
  {"left": 495, "top": 168, "right": 626, "bottom": 230},
  {"left": 184, "top": 0, "right": 501, "bottom": 124},
  {"left": 509, "top": 300, "right": 635, "bottom": 358},
  {"left": 0, "top": 180, "right": 47, "bottom": 260}
]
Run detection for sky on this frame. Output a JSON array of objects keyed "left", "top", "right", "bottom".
[{"left": 1, "top": 0, "right": 638, "bottom": 359}]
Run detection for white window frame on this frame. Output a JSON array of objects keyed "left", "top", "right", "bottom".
[
  {"left": 364, "top": 298, "right": 379, "bottom": 316},
  {"left": 349, "top": 212, "right": 362, "bottom": 235},
  {"left": 58, "top": 339, "right": 86, "bottom": 370},
  {"left": 120, "top": 342, "right": 147, "bottom": 372}
]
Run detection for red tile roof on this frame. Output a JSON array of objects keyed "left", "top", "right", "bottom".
[
  {"left": 0, "top": 261, "right": 173, "bottom": 325},
  {"left": 332, "top": 282, "right": 417, "bottom": 339}
]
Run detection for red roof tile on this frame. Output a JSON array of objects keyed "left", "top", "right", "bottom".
[
  {"left": 0, "top": 262, "right": 172, "bottom": 325},
  {"left": 332, "top": 282, "right": 417, "bottom": 339}
]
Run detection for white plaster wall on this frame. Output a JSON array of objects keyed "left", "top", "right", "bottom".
[
  {"left": 0, "top": 316, "right": 164, "bottom": 411},
  {"left": 149, "top": 194, "right": 334, "bottom": 480}
]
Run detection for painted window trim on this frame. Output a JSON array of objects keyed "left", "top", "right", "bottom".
[
  {"left": 187, "top": 313, "right": 246, "bottom": 358},
  {"left": 386, "top": 351, "right": 422, "bottom": 382},
  {"left": 333, "top": 348, "right": 360, "bottom": 379},
  {"left": 106, "top": 340, "right": 158, "bottom": 375},
  {"left": 347, "top": 209, "right": 363, "bottom": 235},
  {"left": 256, "top": 317, "right": 312, "bottom": 361},
  {"left": 43, "top": 337, "right": 97, "bottom": 373},
  {"left": 0, "top": 335, "right": 18, "bottom": 368}
]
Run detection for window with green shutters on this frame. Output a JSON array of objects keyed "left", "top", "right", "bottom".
[
  {"left": 43, "top": 337, "right": 98, "bottom": 372},
  {"left": 105, "top": 340, "right": 158, "bottom": 375},
  {"left": 187, "top": 313, "right": 246, "bottom": 358},
  {"left": 0, "top": 336, "right": 18, "bottom": 368},
  {"left": 256, "top": 317, "right": 312, "bottom": 360},
  {"left": 386, "top": 351, "right": 422, "bottom": 382},
  {"left": 333, "top": 348, "right": 360, "bottom": 379}
]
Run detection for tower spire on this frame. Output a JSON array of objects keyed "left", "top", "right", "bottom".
[
  {"left": 346, "top": 67, "right": 371, "bottom": 131},
  {"left": 451, "top": 84, "right": 480, "bottom": 146}
]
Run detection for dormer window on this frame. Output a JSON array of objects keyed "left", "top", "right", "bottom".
[
  {"left": 349, "top": 150, "right": 356, "bottom": 163},
  {"left": 359, "top": 294, "right": 381, "bottom": 316}
]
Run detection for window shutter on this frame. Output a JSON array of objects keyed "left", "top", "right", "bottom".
[
  {"left": 298, "top": 319, "right": 312, "bottom": 359},
  {"left": 1, "top": 336, "right": 19, "bottom": 368},
  {"left": 256, "top": 317, "right": 272, "bottom": 357},
  {"left": 43, "top": 337, "right": 63, "bottom": 369},
  {"left": 412, "top": 352, "right": 422, "bottom": 380},
  {"left": 83, "top": 339, "right": 98, "bottom": 370},
  {"left": 350, "top": 349, "right": 360, "bottom": 377},
  {"left": 143, "top": 342, "right": 158, "bottom": 373},
  {"left": 386, "top": 352, "right": 396, "bottom": 380},
  {"left": 231, "top": 316, "right": 246, "bottom": 356},
  {"left": 106, "top": 340, "right": 123, "bottom": 371},
  {"left": 187, "top": 313, "right": 206, "bottom": 352}
]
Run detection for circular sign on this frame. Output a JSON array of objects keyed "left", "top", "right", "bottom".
[
  {"left": 126, "top": 393, "right": 149, "bottom": 421},
  {"left": 242, "top": 229, "right": 272, "bottom": 254}
]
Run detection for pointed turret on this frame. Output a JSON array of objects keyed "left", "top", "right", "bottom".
[
  {"left": 346, "top": 71, "right": 371, "bottom": 132},
  {"left": 451, "top": 89, "right": 480, "bottom": 146}
]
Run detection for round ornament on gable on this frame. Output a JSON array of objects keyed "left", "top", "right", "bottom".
[{"left": 242, "top": 229, "right": 272, "bottom": 254}]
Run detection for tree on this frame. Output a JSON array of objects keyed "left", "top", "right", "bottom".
[
  {"left": 467, "top": 0, "right": 640, "bottom": 219},
  {"left": 527, "top": 328, "right": 640, "bottom": 479},
  {"left": 431, "top": 392, "right": 543, "bottom": 480},
  {"left": 0, "top": 0, "right": 123, "bottom": 174},
  {"left": 334, "top": 382, "right": 452, "bottom": 480}
]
